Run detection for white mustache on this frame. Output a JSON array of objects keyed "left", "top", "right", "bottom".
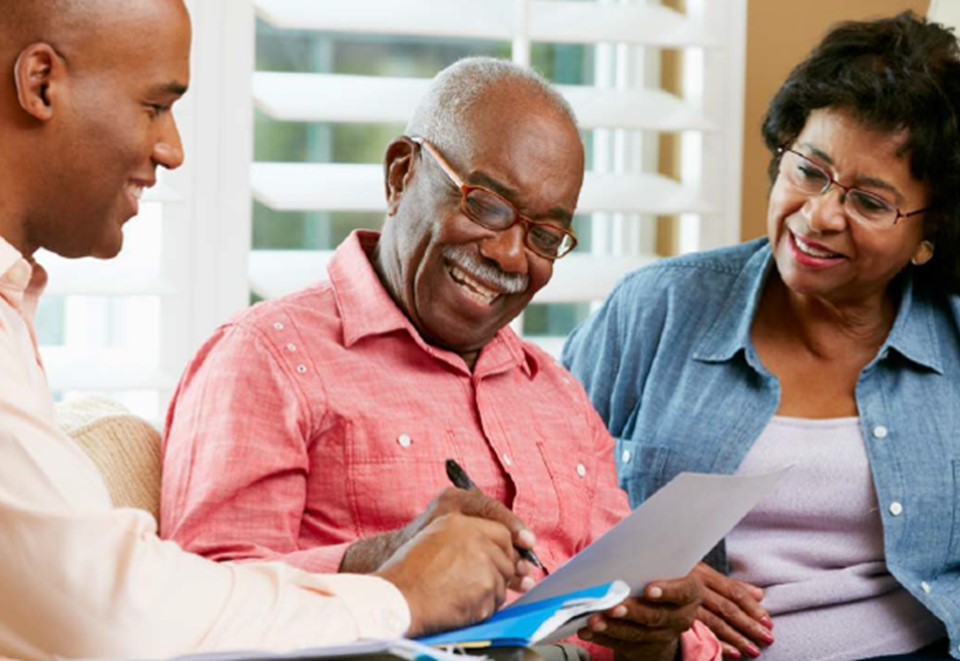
[{"left": 441, "top": 245, "right": 529, "bottom": 294}]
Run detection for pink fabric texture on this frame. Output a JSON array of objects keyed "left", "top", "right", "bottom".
[{"left": 161, "top": 230, "right": 719, "bottom": 661}]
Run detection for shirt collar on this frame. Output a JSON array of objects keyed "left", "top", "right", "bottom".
[
  {"left": 0, "top": 235, "right": 46, "bottom": 315},
  {"left": 692, "top": 243, "right": 772, "bottom": 365},
  {"left": 880, "top": 277, "right": 943, "bottom": 374},
  {"left": 328, "top": 230, "right": 539, "bottom": 378},
  {"left": 693, "top": 240, "right": 943, "bottom": 374}
]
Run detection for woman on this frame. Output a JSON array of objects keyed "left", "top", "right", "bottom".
[{"left": 563, "top": 13, "right": 960, "bottom": 661}]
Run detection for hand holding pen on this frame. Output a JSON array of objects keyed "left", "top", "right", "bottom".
[{"left": 445, "top": 458, "right": 548, "bottom": 575}]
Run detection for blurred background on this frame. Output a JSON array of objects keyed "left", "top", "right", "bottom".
[{"left": 35, "top": 0, "right": 942, "bottom": 423}]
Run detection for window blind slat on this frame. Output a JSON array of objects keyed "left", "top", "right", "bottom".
[
  {"left": 251, "top": 163, "right": 714, "bottom": 215},
  {"left": 254, "top": 0, "right": 715, "bottom": 47},
  {"left": 253, "top": 72, "right": 716, "bottom": 131},
  {"left": 42, "top": 361, "right": 176, "bottom": 391},
  {"left": 255, "top": 0, "right": 511, "bottom": 40}
]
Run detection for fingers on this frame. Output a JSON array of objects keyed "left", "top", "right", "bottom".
[
  {"left": 697, "top": 607, "right": 760, "bottom": 659},
  {"left": 469, "top": 518, "right": 520, "bottom": 582},
  {"left": 378, "top": 512, "right": 523, "bottom": 636},
  {"left": 701, "top": 592, "right": 773, "bottom": 651},
  {"left": 434, "top": 487, "right": 537, "bottom": 551},
  {"left": 591, "top": 595, "right": 698, "bottom": 640},
  {"left": 644, "top": 574, "right": 704, "bottom": 608},
  {"left": 574, "top": 576, "right": 703, "bottom": 659},
  {"left": 695, "top": 563, "right": 768, "bottom": 620},
  {"left": 693, "top": 562, "right": 773, "bottom": 655},
  {"left": 507, "top": 559, "right": 535, "bottom": 593}
]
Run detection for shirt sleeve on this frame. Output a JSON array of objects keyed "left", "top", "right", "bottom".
[
  {"left": 681, "top": 621, "right": 723, "bottom": 661},
  {"left": 0, "top": 314, "right": 410, "bottom": 660},
  {"left": 562, "top": 278, "right": 644, "bottom": 440},
  {"left": 161, "top": 323, "right": 351, "bottom": 574}
]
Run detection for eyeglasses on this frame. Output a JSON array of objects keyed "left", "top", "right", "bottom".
[
  {"left": 410, "top": 136, "right": 578, "bottom": 259},
  {"left": 776, "top": 147, "right": 930, "bottom": 228}
]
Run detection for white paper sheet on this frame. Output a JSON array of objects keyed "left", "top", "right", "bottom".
[
  {"left": 514, "top": 467, "right": 790, "bottom": 606},
  {"left": 88, "top": 639, "right": 476, "bottom": 661}
]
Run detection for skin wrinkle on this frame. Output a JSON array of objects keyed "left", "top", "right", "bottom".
[{"left": 441, "top": 245, "right": 529, "bottom": 295}]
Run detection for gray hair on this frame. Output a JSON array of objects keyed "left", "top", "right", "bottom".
[{"left": 405, "top": 56, "right": 577, "bottom": 155}]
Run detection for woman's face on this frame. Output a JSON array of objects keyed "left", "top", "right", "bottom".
[{"left": 767, "top": 107, "right": 931, "bottom": 306}]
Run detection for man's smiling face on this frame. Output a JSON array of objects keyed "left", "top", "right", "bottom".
[{"left": 377, "top": 83, "right": 584, "bottom": 364}]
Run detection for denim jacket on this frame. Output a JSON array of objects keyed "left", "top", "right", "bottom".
[{"left": 563, "top": 239, "right": 960, "bottom": 657}]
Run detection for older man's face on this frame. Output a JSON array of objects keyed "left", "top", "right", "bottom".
[{"left": 381, "top": 86, "right": 584, "bottom": 360}]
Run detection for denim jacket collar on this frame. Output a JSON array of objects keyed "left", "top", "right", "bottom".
[{"left": 692, "top": 240, "right": 943, "bottom": 375}]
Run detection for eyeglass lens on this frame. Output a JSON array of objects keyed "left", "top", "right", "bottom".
[
  {"left": 780, "top": 150, "right": 898, "bottom": 225},
  {"left": 464, "top": 188, "right": 573, "bottom": 258}
]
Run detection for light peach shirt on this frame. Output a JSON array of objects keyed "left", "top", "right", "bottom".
[{"left": 0, "top": 237, "right": 411, "bottom": 661}]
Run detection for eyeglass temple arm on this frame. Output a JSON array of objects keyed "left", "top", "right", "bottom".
[{"left": 409, "top": 136, "right": 466, "bottom": 189}]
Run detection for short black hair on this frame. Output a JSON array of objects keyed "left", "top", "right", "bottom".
[{"left": 762, "top": 12, "right": 960, "bottom": 292}]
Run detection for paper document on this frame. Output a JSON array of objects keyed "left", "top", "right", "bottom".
[
  {"left": 95, "top": 639, "right": 475, "bottom": 661},
  {"left": 514, "top": 467, "right": 790, "bottom": 606}
]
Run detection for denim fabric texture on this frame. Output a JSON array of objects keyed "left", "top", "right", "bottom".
[{"left": 562, "top": 238, "right": 960, "bottom": 658}]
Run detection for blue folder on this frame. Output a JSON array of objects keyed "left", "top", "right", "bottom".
[{"left": 416, "top": 580, "right": 629, "bottom": 649}]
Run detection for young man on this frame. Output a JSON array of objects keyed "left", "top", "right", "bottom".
[{"left": 0, "top": 2, "right": 524, "bottom": 658}]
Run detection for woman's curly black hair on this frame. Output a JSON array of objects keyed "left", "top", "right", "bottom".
[{"left": 762, "top": 12, "right": 960, "bottom": 292}]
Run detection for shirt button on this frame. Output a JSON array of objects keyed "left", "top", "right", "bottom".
[
  {"left": 576, "top": 463, "right": 587, "bottom": 477},
  {"left": 621, "top": 450, "right": 632, "bottom": 463},
  {"left": 273, "top": 322, "right": 284, "bottom": 330},
  {"left": 286, "top": 343, "right": 297, "bottom": 352},
  {"left": 296, "top": 364, "right": 307, "bottom": 374},
  {"left": 873, "top": 425, "right": 888, "bottom": 439},
  {"left": 397, "top": 434, "right": 412, "bottom": 448},
  {"left": 503, "top": 454, "right": 512, "bottom": 466},
  {"left": 889, "top": 501, "right": 903, "bottom": 516},
  {"left": 920, "top": 581, "right": 932, "bottom": 594}
]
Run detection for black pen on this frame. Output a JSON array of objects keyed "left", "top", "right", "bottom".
[{"left": 444, "top": 458, "right": 547, "bottom": 573}]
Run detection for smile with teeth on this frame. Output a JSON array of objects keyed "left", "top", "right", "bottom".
[
  {"left": 793, "top": 232, "right": 842, "bottom": 259},
  {"left": 128, "top": 183, "right": 145, "bottom": 200},
  {"left": 448, "top": 264, "right": 501, "bottom": 306}
]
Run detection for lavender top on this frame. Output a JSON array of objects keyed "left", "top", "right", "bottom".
[{"left": 726, "top": 416, "right": 944, "bottom": 660}]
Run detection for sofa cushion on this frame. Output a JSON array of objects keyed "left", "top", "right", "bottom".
[{"left": 56, "top": 397, "right": 161, "bottom": 520}]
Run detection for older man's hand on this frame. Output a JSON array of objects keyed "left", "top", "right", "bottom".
[
  {"left": 375, "top": 512, "right": 528, "bottom": 637},
  {"left": 577, "top": 574, "right": 704, "bottom": 661},
  {"left": 342, "top": 486, "right": 537, "bottom": 591}
]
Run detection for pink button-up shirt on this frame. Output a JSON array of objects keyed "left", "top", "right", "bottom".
[
  {"left": 163, "top": 231, "right": 628, "bottom": 574},
  {"left": 162, "top": 231, "right": 720, "bottom": 660}
]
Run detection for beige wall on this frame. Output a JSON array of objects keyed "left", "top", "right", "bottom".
[{"left": 740, "top": 0, "right": 930, "bottom": 241}]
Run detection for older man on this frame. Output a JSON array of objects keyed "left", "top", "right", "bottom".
[
  {"left": 0, "top": 2, "right": 528, "bottom": 659},
  {"left": 162, "top": 58, "right": 719, "bottom": 661}
]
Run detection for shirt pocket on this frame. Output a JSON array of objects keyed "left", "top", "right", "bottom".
[
  {"left": 533, "top": 428, "right": 597, "bottom": 547},
  {"left": 344, "top": 419, "right": 460, "bottom": 536},
  {"left": 947, "top": 460, "right": 960, "bottom": 567}
]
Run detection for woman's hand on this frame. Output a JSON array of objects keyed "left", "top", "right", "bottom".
[{"left": 693, "top": 563, "right": 774, "bottom": 658}]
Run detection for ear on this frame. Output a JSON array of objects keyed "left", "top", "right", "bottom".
[
  {"left": 383, "top": 136, "right": 419, "bottom": 216},
  {"left": 13, "top": 43, "right": 62, "bottom": 122},
  {"left": 911, "top": 239, "right": 934, "bottom": 266}
]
